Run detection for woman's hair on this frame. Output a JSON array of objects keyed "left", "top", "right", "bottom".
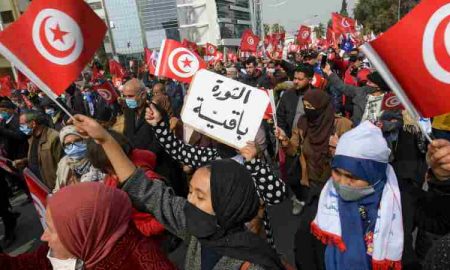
[{"left": 87, "top": 130, "right": 133, "bottom": 172}]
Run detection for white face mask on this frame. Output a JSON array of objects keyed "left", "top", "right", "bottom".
[{"left": 47, "top": 250, "right": 78, "bottom": 270}]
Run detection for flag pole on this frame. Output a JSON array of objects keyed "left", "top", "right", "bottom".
[{"left": 361, "top": 43, "right": 433, "bottom": 143}]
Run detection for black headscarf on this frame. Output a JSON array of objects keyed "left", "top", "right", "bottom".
[{"left": 199, "top": 159, "right": 285, "bottom": 269}]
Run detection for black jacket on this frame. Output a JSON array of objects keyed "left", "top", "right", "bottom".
[
  {"left": 0, "top": 114, "right": 28, "bottom": 160},
  {"left": 240, "top": 70, "right": 272, "bottom": 89},
  {"left": 123, "top": 108, "right": 187, "bottom": 196},
  {"left": 276, "top": 88, "right": 309, "bottom": 137}
]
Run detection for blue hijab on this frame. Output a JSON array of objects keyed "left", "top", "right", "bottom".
[{"left": 325, "top": 155, "right": 387, "bottom": 270}]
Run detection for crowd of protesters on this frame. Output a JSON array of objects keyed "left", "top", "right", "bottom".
[{"left": 0, "top": 45, "right": 449, "bottom": 270}]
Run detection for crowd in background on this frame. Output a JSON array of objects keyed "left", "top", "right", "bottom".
[{"left": 0, "top": 45, "right": 449, "bottom": 270}]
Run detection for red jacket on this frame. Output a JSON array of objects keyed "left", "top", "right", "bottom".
[
  {"left": 104, "top": 149, "right": 165, "bottom": 237},
  {"left": 0, "top": 225, "right": 176, "bottom": 270}
]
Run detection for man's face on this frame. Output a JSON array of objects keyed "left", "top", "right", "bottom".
[
  {"left": 293, "top": 71, "right": 310, "bottom": 90},
  {"left": 246, "top": 62, "right": 256, "bottom": 76},
  {"left": 122, "top": 84, "right": 144, "bottom": 107}
]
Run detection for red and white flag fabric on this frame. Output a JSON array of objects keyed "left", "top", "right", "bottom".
[
  {"left": 227, "top": 52, "right": 238, "bottom": 63},
  {"left": 214, "top": 51, "right": 224, "bottom": 62},
  {"left": 144, "top": 47, "right": 152, "bottom": 66},
  {"left": 361, "top": 0, "right": 450, "bottom": 117},
  {"left": 326, "top": 27, "right": 339, "bottom": 46},
  {"left": 0, "top": 76, "right": 13, "bottom": 97},
  {"left": 23, "top": 168, "right": 49, "bottom": 229},
  {"left": 109, "top": 59, "right": 126, "bottom": 79},
  {"left": 332, "top": 12, "right": 356, "bottom": 34},
  {"left": 148, "top": 50, "right": 159, "bottom": 75},
  {"left": 271, "top": 32, "right": 285, "bottom": 47},
  {"left": 0, "top": 0, "right": 107, "bottom": 97},
  {"left": 205, "top": 43, "right": 218, "bottom": 56},
  {"left": 240, "top": 29, "right": 260, "bottom": 52},
  {"left": 297, "top": 25, "right": 312, "bottom": 46},
  {"left": 155, "top": 39, "right": 207, "bottom": 83},
  {"left": 381, "top": 92, "right": 405, "bottom": 111},
  {"left": 93, "top": 81, "right": 118, "bottom": 105},
  {"left": 288, "top": 44, "right": 299, "bottom": 53},
  {"left": 16, "top": 70, "right": 30, "bottom": 89},
  {"left": 182, "top": 39, "right": 198, "bottom": 53}
]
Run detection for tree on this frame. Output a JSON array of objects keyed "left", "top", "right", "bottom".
[
  {"left": 263, "top": 24, "right": 270, "bottom": 36},
  {"left": 271, "top": 23, "right": 285, "bottom": 33},
  {"left": 314, "top": 23, "right": 326, "bottom": 38},
  {"left": 354, "top": 0, "right": 420, "bottom": 33},
  {"left": 340, "top": 0, "right": 349, "bottom": 17}
]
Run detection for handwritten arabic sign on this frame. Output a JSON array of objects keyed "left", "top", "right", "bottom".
[{"left": 181, "top": 70, "right": 270, "bottom": 149}]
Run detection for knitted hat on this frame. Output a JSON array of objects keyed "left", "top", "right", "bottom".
[{"left": 59, "top": 125, "right": 82, "bottom": 144}]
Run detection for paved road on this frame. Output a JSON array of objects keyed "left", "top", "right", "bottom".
[{"left": 2, "top": 193, "right": 302, "bottom": 269}]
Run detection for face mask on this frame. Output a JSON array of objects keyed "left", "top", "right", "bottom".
[
  {"left": 267, "top": 68, "right": 275, "bottom": 73},
  {"left": 64, "top": 142, "right": 87, "bottom": 160},
  {"left": 125, "top": 98, "right": 138, "bottom": 109},
  {"left": 0, "top": 112, "right": 10, "bottom": 120},
  {"left": 20, "top": 124, "right": 32, "bottom": 135},
  {"left": 304, "top": 108, "right": 321, "bottom": 121},
  {"left": 45, "top": 108, "right": 56, "bottom": 117},
  {"left": 184, "top": 202, "right": 219, "bottom": 239},
  {"left": 47, "top": 250, "right": 78, "bottom": 270},
  {"left": 332, "top": 181, "right": 375, "bottom": 201}
]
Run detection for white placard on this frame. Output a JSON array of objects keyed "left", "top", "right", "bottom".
[{"left": 181, "top": 70, "right": 270, "bottom": 149}]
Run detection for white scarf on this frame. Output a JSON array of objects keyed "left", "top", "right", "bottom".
[{"left": 311, "top": 164, "right": 404, "bottom": 269}]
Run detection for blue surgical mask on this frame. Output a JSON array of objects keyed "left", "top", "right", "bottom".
[
  {"left": 125, "top": 98, "right": 138, "bottom": 109},
  {"left": 332, "top": 180, "right": 375, "bottom": 201},
  {"left": 64, "top": 141, "right": 87, "bottom": 160},
  {"left": 0, "top": 112, "right": 10, "bottom": 121},
  {"left": 45, "top": 108, "right": 56, "bottom": 117},
  {"left": 20, "top": 124, "right": 32, "bottom": 135}
]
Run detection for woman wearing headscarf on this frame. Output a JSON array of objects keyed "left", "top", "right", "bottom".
[
  {"left": 143, "top": 103, "right": 287, "bottom": 250},
  {"left": 311, "top": 121, "right": 404, "bottom": 270},
  {"left": 54, "top": 125, "right": 104, "bottom": 193},
  {"left": 0, "top": 182, "right": 176, "bottom": 270},
  {"left": 72, "top": 114, "right": 286, "bottom": 270},
  {"left": 276, "top": 89, "right": 340, "bottom": 269}
]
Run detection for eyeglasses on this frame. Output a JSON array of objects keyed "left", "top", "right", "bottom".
[{"left": 63, "top": 139, "right": 85, "bottom": 150}]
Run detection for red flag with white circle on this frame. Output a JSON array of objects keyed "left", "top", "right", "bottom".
[
  {"left": 240, "top": 29, "right": 260, "bottom": 52},
  {"left": 93, "top": 81, "right": 118, "bottom": 105},
  {"left": 332, "top": 13, "right": 356, "bottom": 34},
  {"left": 297, "top": 25, "right": 312, "bottom": 46},
  {"left": 0, "top": 0, "right": 107, "bottom": 97},
  {"left": 361, "top": 0, "right": 450, "bottom": 117},
  {"left": 155, "top": 39, "right": 207, "bottom": 83},
  {"left": 23, "top": 168, "right": 49, "bottom": 229},
  {"left": 205, "top": 43, "right": 218, "bottom": 56}
]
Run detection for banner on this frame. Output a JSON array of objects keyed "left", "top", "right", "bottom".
[
  {"left": 181, "top": 70, "right": 269, "bottom": 149},
  {"left": 23, "top": 168, "right": 50, "bottom": 229}
]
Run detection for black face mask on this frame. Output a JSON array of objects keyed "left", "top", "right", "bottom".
[
  {"left": 304, "top": 108, "right": 321, "bottom": 121},
  {"left": 184, "top": 202, "right": 219, "bottom": 239}
]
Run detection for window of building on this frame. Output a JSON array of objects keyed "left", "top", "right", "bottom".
[
  {"left": 88, "top": 1, "right": 103, "bottom": 10},
  {"left": 0, "top": 11, "right": 15, "bottom": 24}
]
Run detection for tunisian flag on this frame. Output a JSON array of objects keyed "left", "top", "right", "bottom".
[
  {"left": 148, "top": 50, "right": 159, "bottom": 75},
  {"left": 144, "top": 47, "right": 152, "bottom": 66},
  {"left": 94, "top": 81, "right": 118, "bottom": 105},
  {"left": 23, "top": 168, "right": 50, "bottom": 229},
  {"left": 109, "top": 59, "right": 126, "bottom": 79},
  {"left": 0, "top": 0, "right": 106, "bottom": 97},
  {"left": 182, "top": 39, "right": 198, "bottom": 53},
  {"left": 205, "top": 43, "right": 218, "bottom": 56},
  {"left": 361, "top": 0, "right": 450, "bottom": 117},
  {"left": 297, "top": 25, "right": 312, "bottom": 45},
  {"left": 155, "top": 39, "right": 207, "bottom": 83},
  {"left": 332, "top": 12, "right": 356, "bottom": 34},
  {"left": 240, "top": 29, "right": 260, "bottom": 52}
]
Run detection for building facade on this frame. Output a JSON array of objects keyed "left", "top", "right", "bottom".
[
  {"left": 135, "top": 0, "right": 180, "bottom": 49},
  {"left": 177, "top": 0, "right": 259, "bottom": 47},
  {"left": 0, "top": 0, "right": 31, "bottom": 76}
]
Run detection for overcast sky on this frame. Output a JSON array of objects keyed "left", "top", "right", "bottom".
[{"left": 262, "top": 0, "right": 357, "bottom": 33}]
